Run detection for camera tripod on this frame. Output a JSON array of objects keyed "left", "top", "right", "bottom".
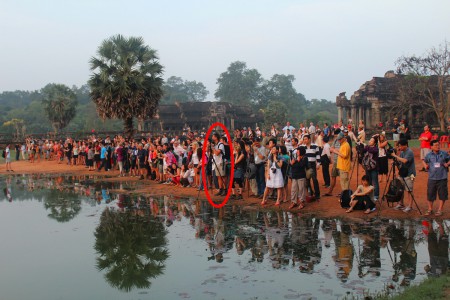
[{"left": 377, "top": 158, "right": 422, "bottom": 215}]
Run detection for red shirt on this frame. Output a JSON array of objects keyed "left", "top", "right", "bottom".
[{"left": 420, "top": 131, "right": 433, "bottom": 149}]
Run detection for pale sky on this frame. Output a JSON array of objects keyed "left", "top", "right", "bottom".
[{"left": 1, "top": 0, "right": 449, "bottom": 101}]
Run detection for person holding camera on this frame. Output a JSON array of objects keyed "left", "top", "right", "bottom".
[
  {"left": 260, "top": 146, "right": 284, "bottom": 206},
  {"left": 212, "top": 133, "right": 227, "bottom": 196},
  {"left": 289, "top": 147, "right": 307, "bottom": 210},
  {"left": 419, "top": 125, "right": 433, "bottom": 172},
  {"left": 391, "top": 139, "right": 416, "bottom": 212},
  {"left": 362, "top": 136, "right": 380, "bottom": 201},
  {"left": 378, "top": 134, "right": 389, "bottom": 183},
  {"left": 422, "top": 140, "right": 450, "bottom": 216},
  {"left": 283, "top": 128, "right": 293, "bottom": 152}
]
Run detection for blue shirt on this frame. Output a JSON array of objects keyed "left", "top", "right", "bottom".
[
  {"left": 100, "top": 147, "right": 107, "bottom": 159},
  {"left": 424, "top": 150, "right": 450, "bottom": 181},
  {"left": 400, "top": 148, "right": 416, "bottom": 177}
]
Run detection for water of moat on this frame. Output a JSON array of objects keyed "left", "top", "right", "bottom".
[{"left": 0, "top": 174, "right": 448, "bottom": 300}]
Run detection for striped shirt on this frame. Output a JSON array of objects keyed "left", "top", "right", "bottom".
[{"left": 299, "top": 144, "right": 321, "bottom": 164}]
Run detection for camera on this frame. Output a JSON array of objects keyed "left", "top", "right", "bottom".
[
  {"left": 386, "top": 143, "right": 395, "bottom": 159},
  {"left": 271, "top": 167, "right": 276, "bottom": 174}
]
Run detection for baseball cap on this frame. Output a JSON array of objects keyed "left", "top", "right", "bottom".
[{"left": 337, "top": 132, "right": 345, "bottom": 140}]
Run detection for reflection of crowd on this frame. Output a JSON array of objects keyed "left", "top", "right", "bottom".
[{"left": 110, "top": 193, "right": 450, "bottom": 289}]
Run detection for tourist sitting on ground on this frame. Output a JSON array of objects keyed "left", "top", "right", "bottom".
[{"left": 346, "top": 175, "right": 376, "bottom": 214}]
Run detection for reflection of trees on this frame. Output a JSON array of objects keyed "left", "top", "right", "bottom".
[
  {"left": 43, "top": 189, "right": 82, "bottom": 222},
  {"left": 94, "top": 208, "right": 169, "bottom": 292}
]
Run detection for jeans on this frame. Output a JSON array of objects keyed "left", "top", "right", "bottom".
[
  {"left": 255, "top": 163, "right": 266, "bottom": 196},
  {"left": 366, "top": 169, "right": 379, "bottom": 198}
]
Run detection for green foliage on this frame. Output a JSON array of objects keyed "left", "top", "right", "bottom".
[
  {"left": 94, "top": 207, "right": 169, "bottom": 292},
  {"left": 215, "top": 61, "right": 262, "bottom": 106},
  {"left": 303, "top": 99, "right": 338, "bottom": 125},
  {"left": 41, "top": 83, "right": 78, "bottom": 133},
  {"left": 263, "top": 101, "right": 288, "bottom": 128},
  {"left": 89, "top": 34, "right": 164, "bottom": 138},
  {"left": 162, "top": 76, "right": 209, "bottom": 103},
  {"left": 259, "top": 74, "right": 308, "bottom": 124}
]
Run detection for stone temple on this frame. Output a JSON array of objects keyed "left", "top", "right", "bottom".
[
  {"left": 144, "top": 101, "right": 263, "bottom": 133},
  {"left": 336, "top": 71, "right": 443, "bottom": 131}
]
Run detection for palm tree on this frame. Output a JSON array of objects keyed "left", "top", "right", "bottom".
[
  {"left": 94, "top": 207, "right": 169, "bottom": 292},
  {"left": 89, "top": 34, "right": 164, "bottom": 138},
  {"left": 41, "top": 84, "right": 78, "bottom": 134}
]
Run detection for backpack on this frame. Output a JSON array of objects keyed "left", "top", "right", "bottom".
[
  {"left": 218, "top": 143, "right": 231, "bottom": 161},
  {"left": 1, "top": 150, "right": 5, "bottom": 158},
  {"left": 362, "top": 151, "right": 377, "bottom": 171},
  {"left": 384, "top": 179, "right": 404, "bottom": 203},
  {"left": 340, "top": 189, "right": 353, "bottom": 208}
]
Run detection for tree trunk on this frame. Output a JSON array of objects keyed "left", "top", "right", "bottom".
[{"left": 124, "top": 117, "right": 134, "bottom": 139}]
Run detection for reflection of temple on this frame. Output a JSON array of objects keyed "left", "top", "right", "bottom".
[
  {"left": 336, "top": 71, "right": 438, "bottom": 130},
  {"left": 145, "top": 102, "right": 263, "bottom": 132}
]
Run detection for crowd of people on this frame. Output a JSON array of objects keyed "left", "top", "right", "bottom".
[{"left": 2, "top": 118, "right": 449, "bottom": 216}]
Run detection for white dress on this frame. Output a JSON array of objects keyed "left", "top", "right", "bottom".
[{"left": 266, "top": 161, "right": 284, "bottom": 188}]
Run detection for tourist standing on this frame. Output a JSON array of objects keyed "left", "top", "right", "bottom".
[
  {"left": 362, "top": 136, "right": 380, "bottom": 201},
  {"left": 324, "top": 129, "right": 341, "bottom": 196},
  {"left": 5, "top": 144, "right": 13, "bottom": 172},
  {"left": 289, "top": 147, "right": 307, "bottom": 209},
  {"left": 321, "top": 136, "right": 331, "bottom": 188},
  {"left": 253, "top": 137, "right": 267, "bottom": 199},
  {"left": 422, "top": 140, "right": 450, "bottom": 216},
  {"left": 300, "top": 134, "right": 321, "bottom": 199},
  {"left": 419, "top": 125, "right": 433, "bottom": 172},
  {"left": 391, "top": 139, "right": 416, "bottom": 213},
  {"left": 391, "top": 118, "right": 400, "bottom": 145},
  {"left": 331, "top": 132, "right": 351, "bottom": 191}
]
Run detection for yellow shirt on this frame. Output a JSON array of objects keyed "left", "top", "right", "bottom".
[{"left": 337, "top": 141, "right": 351, "bottom": 172}]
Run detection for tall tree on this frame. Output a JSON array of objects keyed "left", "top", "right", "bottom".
[
  {"left": 41, "top": 83, "right": 78, "bottom": 133},
  {"left": 162, "top": 76, "right": 209, "bottom": 103},
  {"left": 263, "top": 101, "right": 288, "bottom": 128},
  {"left": 259, "top": 74, "right": 307, "bottom": 124},
  {"left": 396, "top": 41, "right": 450, "bottom": 131},
  {"left": 215, "top": 61, "right": 262, "bottom": 106},
  {"left": 89, "top": 34, "right": 164, "bottom": 138}
]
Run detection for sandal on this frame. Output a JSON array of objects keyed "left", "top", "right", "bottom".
[
  {"left": 298, "top": 203, "right": 305, "bottom": 210},
  {"left": 274, "top": 201, "right": 281, "bottom": 206},
  {"left": 435, "top": 210, "right": 443, "bottom": 216},
  {"left": 346, "top": 209, "right": 353, "bottom": 213},
  {"left": 260, "top": 201, "right": 267, "bottom": 206},
  {"left": 288, "top": 203, "right": 297, "bottom": 210},
  {"left": 424, "top": 209, "right": 433, "bottom": 216},
  {"left": 323, "top": 193, "right": 333, "bottom": 196}
]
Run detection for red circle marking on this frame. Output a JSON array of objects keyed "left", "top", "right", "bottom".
[{"left": 201, "top": 122, "right": 234, "bottom": 208}]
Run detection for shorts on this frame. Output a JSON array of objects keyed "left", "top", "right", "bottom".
[
  {"left": 427, "top": 179, "right": 448, "bottom": 201},
  {"left": 331, "top": 163, "right": 339, "bottom": 177},
  {"left": 399, "top": 176, "right": 414, "bottom": 192},
  {"left": 213, "top": 163, "right": 225, "bottom": 177},
  {"left": 393, "top": 133, "right": 400, "bottom": 142},
  {"left": 5, "top": 157, "right": 11, "bottom": 163},
  {"left": 87, "top": 159, "right": 93, "bottom": 167},
  {"left": 420, "top": 148, "right": 431, "bottom": 160}
]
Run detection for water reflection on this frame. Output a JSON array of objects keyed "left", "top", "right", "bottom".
[
  {"left": 0, "top": 174, "right": 449, "bottom": 299},
  {"left": 44, "top": 189, "right": 82, "bottom": 222},
  {"left": 94, "top": 203, "right": 169, "bottom": 292}
]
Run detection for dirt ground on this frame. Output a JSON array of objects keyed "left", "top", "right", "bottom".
[{"left": 1, "top": 147, "right": 448, "bottom": 220}]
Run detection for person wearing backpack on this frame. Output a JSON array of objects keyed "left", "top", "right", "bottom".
[{"left": 362, "top": 136, "right": 380, "bottom": 201}]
